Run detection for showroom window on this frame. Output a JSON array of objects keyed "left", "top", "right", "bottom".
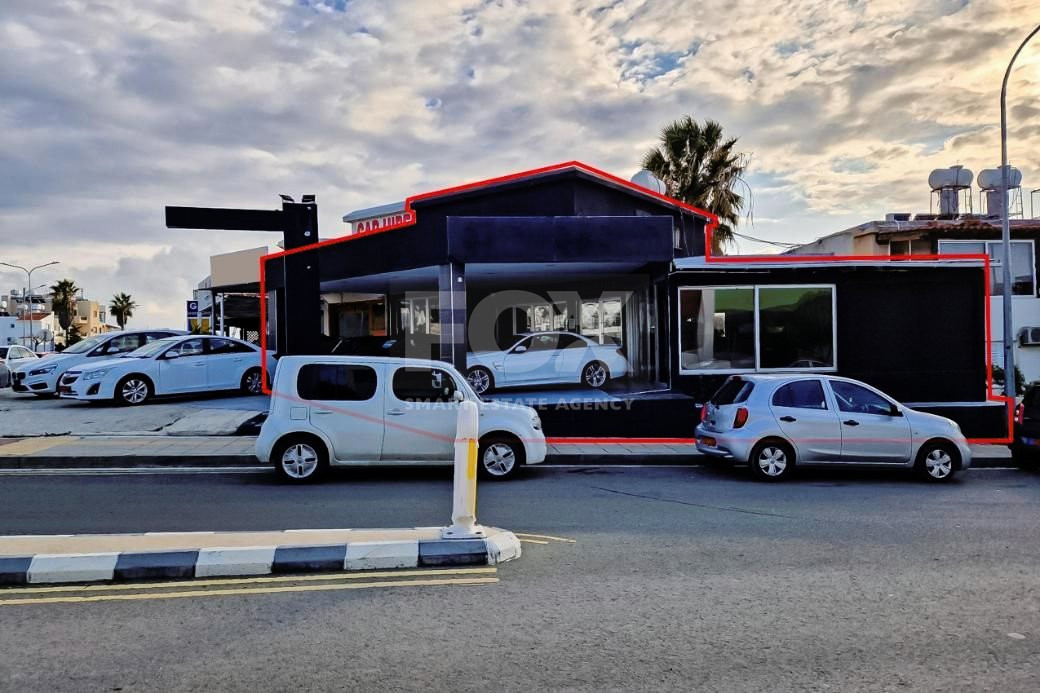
[
  {"left": 298, "top": 364, "right": 378, "bottom": 401},
  {"left": 581, "top": 297, "right": 623, "bottom": 345},
  {"left": 937, "top": 240, "right": 1035, "bottom": 296},
  {"left": 514, "top": 301, "right": 569, "bottom": 333},
  {"left": 678, "top": 285, "right": 836, "bottom": 374}
]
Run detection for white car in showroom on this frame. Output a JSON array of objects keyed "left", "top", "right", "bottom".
[
  {"left": 60, "top": 335, "right": 270, "bottom": 405},
  {"left": 695, "top": 374, "right": 972, "bottom": 483},
  {"left": 465, "top": 331, "right": 630, "bottom": 395},
  {"left": 257, "top": 356, "right": 547, "bottom": 482},
  {"left": 11, "top": 329, "right": 184, "bottom": 396}
]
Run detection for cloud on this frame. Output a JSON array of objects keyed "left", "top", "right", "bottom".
[{"left": 1, "top": 0, "right": 1038, "bottom": 314}]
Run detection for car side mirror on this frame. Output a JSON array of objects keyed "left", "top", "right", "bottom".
[
  {"left": 513, "top": 345, "right": 528, "bottom": 354},
  {"left": 889, "top": 405, "right": 902, "bottom": 417},
  {"left": 452, "top": 390, "right": 464, "bottom": 403},
  {"left": 164, "top": 352, "right": 180, "bottom": 360}
]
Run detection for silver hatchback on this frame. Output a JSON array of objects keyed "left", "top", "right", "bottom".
[{"left": 695, "top": 374, "right": 972, "bottom": 482}]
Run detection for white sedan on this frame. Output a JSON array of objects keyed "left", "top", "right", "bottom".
[
  {"left": 465, "top": 331, "right": 630, "bottom": 395},
  {"left": 59, "top": 335, "right": 271, "bottom": 405}
]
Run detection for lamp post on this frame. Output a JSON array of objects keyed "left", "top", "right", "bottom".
[{"left": 0, "top": 261, "right": 59, "bottom": 348}]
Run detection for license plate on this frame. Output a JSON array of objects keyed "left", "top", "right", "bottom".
[
  {"left": 57, "top": 386, "right": 71, "bottom": 394},
  {"left": 700, "top": 436, "right": 717, "bottom": 448}
]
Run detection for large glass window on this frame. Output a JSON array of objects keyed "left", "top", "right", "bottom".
[
  {"left": 679, "top": 288, "right": 755, "bottom": 371},
  {"left": 938, "top": 240, "right": 1035, "bottom": 296},
  {"left": 678, "top": 285, "right": 836, "bottom": 373},
  {"left": 581, "top": 298, "right": 623, "bottom": 345},
  {"left": 298, "top": 364, "right": 377, "bottom": 401},
  {"left": 758, "top": 287, "right": 834, "bottom": 370}
]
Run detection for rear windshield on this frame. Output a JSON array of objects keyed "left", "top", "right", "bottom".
[{"left": 710, "top": 377, "right": 754, "bottom": 405}]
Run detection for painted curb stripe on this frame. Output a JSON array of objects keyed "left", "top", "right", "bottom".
[
  {"left": 272, "top": 544, "right": 348, "bottom": 574},
  {"left": 114, "top": 551, "right": 199, "bottom": 581},
  {"left": 0, "top": 557, "right": 32, "bottom": 586},
  {"left": 418, "top": 539, "right": 489, "bottom": 567}
]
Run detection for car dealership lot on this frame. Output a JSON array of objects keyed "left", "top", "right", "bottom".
[{"left": 0, "top": 465, "right": 1037, "bottom": 691}]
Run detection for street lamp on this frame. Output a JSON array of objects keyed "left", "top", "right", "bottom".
[
  {"left": 0, "top": 261, "right": 59, "bottom": 347},
  {"left": 999, "top": 24, "right": 1040, "bottom": 399}
]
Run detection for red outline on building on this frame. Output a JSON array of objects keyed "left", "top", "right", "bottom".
[{"left": 259, "top": 161, "right": 1013, "bottom": 445}]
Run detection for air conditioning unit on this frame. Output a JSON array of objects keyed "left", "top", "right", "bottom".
[{"left": 1019, "top": 327, "right": 1040, "bottom": 346}]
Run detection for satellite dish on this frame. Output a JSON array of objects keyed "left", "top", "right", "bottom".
[{"left": 631, "top": 169, "right": 667, "bottom": 194}]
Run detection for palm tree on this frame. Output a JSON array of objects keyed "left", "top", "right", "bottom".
[
  {"left": 642, "top": 116, "right": 750, "bottom": 254},
  {"left": 49, "top": 279, "right": 80, "bottom": 344},
  {"left": 109, "top": 292, "right": 138, "bottom": 330}
]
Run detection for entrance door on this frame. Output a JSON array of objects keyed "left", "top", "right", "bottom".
[
  {"left": 381, "top": 365, "right": 460, "bottom": 461},
  {"left": 301, "top": 363, "right": 383, "bottom": 462},
  {"left": 827, "top": 379, "right": 912, "bottom": 463},
  {"left": 769, "top": 379, "right": 843, "bottom": 462}
]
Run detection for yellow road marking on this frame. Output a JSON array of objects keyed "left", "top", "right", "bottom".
[
  {"left": 0, "top": 436, "right": 77, "bottom": 456},
  {"left": 515, "top": 533, "right": 577, "bottom": 543},
  {"left": 518, "top": 539, "right": 549, "bottom": 545},
  {"left": 0, "top": 577, "right": 500, "bottom": 606},
  {"left": 1, "top": 567, "right": 497, "bottom": 596}
]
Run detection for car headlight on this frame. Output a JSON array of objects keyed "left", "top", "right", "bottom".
[
  {"left": 28, "top": 364, "right": 57, "bottom": 376},
  {"left": 83, "top": 369, "right": 112, "bottom": 381}
]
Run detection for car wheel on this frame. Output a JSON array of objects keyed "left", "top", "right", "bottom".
[
  {"left": 241, "top": 368, "right": 263, "bottom": 395},
  {"left": 274, "top": 436, "right": 328, "bottom": 483},
  {"left": 748, "top": 440, "right": 794, "bottom": 482},
  {"left": 478, "top": 435, "right": 524, "bottom": 480},
  {"left": 582, "top": 361, "right": 608, "bottom": 389},
  {"left": 466, "top": 366, "right": 494, "bottom": 396},
  {"left": 916, "top": 441, "right": 958, "bottom": 482},
  {"left": 116, "top": 376, "right": 152, "bottom": 406}
]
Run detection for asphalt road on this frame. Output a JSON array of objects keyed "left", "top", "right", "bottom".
[{"left": 1, "top": 464, "right": 1038, "bottom": 691}]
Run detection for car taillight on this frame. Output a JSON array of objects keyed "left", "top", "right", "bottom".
[
  {"left": 700, "top": 405, "right": 708, "bottom": 422},
  {"left": 733, "top": 407, "right": 749, "bottom": 429},
  {"left": 1015, "top": 403, "right": 1024, "bottom": 425}
]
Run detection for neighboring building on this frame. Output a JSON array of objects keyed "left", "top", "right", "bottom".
[
  {"left": 70, "top": 299, "right": 117, "bottom": 339},
  {"left": 0, "top": 312, "right": 58, "bottom": 351},
  {"left": 1, "top": 289, "right": 51, "bottom": 318},
  {"left": 190, "top": 246, "right": 270, "bottom": 340},
  {"left": 788, "top": 215, "right": 1040, "bottom": 384}
]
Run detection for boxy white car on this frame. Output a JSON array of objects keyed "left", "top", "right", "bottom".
[
  {"left": 695, "top": 374, "right": 972, "bottom": 482},
  {"left": 465, "top": 331, "right": 630, "bottom": 395},
  {"left": 60, "top": 335, "right": 270, "bottom": 404},
  {"left": 11, "top": 330, "right": 185, "bottom": 396},
  {"left": 257, "top": 356, "right": 547, "bottom": 483}
]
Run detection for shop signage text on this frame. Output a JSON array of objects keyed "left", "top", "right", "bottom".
[{"left": 352, "top": 212, "right": 414, "bottom": 234}]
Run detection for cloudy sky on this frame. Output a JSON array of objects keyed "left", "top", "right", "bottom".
[{"left": 1, "top": 0, "right": 1038, "bottom": 328}]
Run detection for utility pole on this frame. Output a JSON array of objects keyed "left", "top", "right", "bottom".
[{"left": 0, "top": 261, "right": 59, "bottom": 348}]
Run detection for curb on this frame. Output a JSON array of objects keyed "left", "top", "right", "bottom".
[{"left": 0, "top": 532, "right": 521, "bottom": 586}]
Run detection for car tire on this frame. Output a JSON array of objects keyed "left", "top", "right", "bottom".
[
  {"left": 915, "top": 440, "right": 959, "bottom": 482},
  {"left": 273, "top": 435, "right": 328, "bottom": 484},
  {"left": 241, "top": 368, "right": 264, "bottom": 395},
  {"left": 466, "top": 366, "right": 494, "bottom": 396},
  {"left": 478, "top": 434, "right": 524, "bottom": 481},
  {"left": 115, "top": 375, "right": 152, "bottom": 406},
  {"left": 581, "top": 361, "right": 608, "bottom": 389},
  {"left": 748, "top": 439, "right": 795, "bottom": 482}
]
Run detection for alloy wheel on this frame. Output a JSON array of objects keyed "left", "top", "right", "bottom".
[
  {"left": 467, "top": 369, "right": 491, "bottom": 395},
  {"left": 924, "top": 448, "right": 953, "bottom": 480},
  {"left": 281, "top": 443, "right": 319, "bottom": 479},
  {"left": 584, "top": 363, "right": 607, "bottom": 388},
  {"left": 482, "top": 443, "right": 516, "bottom": 476},
  {"left": 121, "top": 379, "right": 149, "bottom": 404},
  {"left": 756, "top": 446, "right": 788, "bottom": 477},
  {"left": 245, "top": 370, "right": 263, "bottom": 394}
]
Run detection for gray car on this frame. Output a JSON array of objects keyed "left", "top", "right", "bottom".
[{"left": 695, "top": 374, "right": 971, "bottom": 482}]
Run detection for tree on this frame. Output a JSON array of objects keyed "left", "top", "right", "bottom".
[
  {"left": 49, "top": 279, "right": 80, "bottom": 344},
  {"left": 642, "top": 116, "right": 750, "bottom": 254},
  {"left": 109, "top": 292, "right": 138, "bottom": 330}
]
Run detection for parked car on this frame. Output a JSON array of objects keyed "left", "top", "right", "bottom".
[
  {"left": 0, "top": 345, "right": 40, "bottom": 371},
  {"left": 0, "top": 360, "right": 9, "bottom": 389},
  {"left": 695, "top": 374, "right": 971, "bottom": 482},
  {"left": 59, "top": 335, "right": 271, "bottom": 405},
  {"left": 1011, "top": 384, "right": 1040, "bottom": 469},
  {"left": 256, "top": 355, "right": 547, "bottom": 483},
  {"left": 10, "top": 330, "right": 185, "bottom": 396},
  {"left": 465, "top": 331, "right": 629, "bottom": 395}
]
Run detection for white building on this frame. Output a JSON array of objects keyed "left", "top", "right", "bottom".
[{"left": 0, "top": 312, "right": 58, "bottom": 351}]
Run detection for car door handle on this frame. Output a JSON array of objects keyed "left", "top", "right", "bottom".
[
  {"left": 843, "top": 419, "right": 860, "bottom": 426},
  {"left": 387, "top": 409, "right": 406, "bottom": 416},
  {"left": 779, "top": 416, "right": 797, "bottom": 422},
  {"left": 193, "top": 363, "right": 206, "bottom": 367},
  {"left": 313, "top": 410, "right": 332, "bottom": 416}
]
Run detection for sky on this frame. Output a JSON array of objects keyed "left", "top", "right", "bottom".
[{"left": 1, "top": 0, "right": 1038, "bottom": 329}]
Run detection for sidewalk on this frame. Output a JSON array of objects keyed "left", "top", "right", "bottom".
[{"left": 0, "top": 434, "right": 1015, "bottom": 468}]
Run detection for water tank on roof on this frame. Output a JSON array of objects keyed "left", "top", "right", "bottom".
[
  {"left": 977, "top": 166, "right": 1023, "bottom": 191},
  {"left": 928, "top": 165, "right": 973, "bottom": 191},
  {"left": 631, "top": 169, "right": 667, "bottom": 195}
]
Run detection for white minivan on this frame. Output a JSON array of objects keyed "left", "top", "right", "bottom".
[{"left": 256, "top": 356, "right": 547, "bottom": 483}]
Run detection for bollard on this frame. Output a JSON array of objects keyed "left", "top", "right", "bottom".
[{"left": 442, "top": 399, "right": 485, "bottom": 539}]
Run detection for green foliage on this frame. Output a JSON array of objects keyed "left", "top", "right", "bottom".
[
  {"left": 109, "top": 292, "right": 138, "bottom": 330},
  {"left": 49, "top": 278, "right": 80, "bottom": 343},
  {"left": 642, "top": 116, "right": 751, "bottom": 254},
  {"left": 992, "top": 363, "right": 1026, "bottom": 393}
]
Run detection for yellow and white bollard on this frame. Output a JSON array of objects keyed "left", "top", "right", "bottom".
[{"left": 442, "top": 399, "right": 486, "bottom": 539}]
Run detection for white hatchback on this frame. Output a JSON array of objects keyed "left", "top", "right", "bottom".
[
  {"left": 61, "top": 335, "right": 269, "bottom": 404},
  {"left": 256, "top": 356, "right": 547, "bottom": 483}
]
